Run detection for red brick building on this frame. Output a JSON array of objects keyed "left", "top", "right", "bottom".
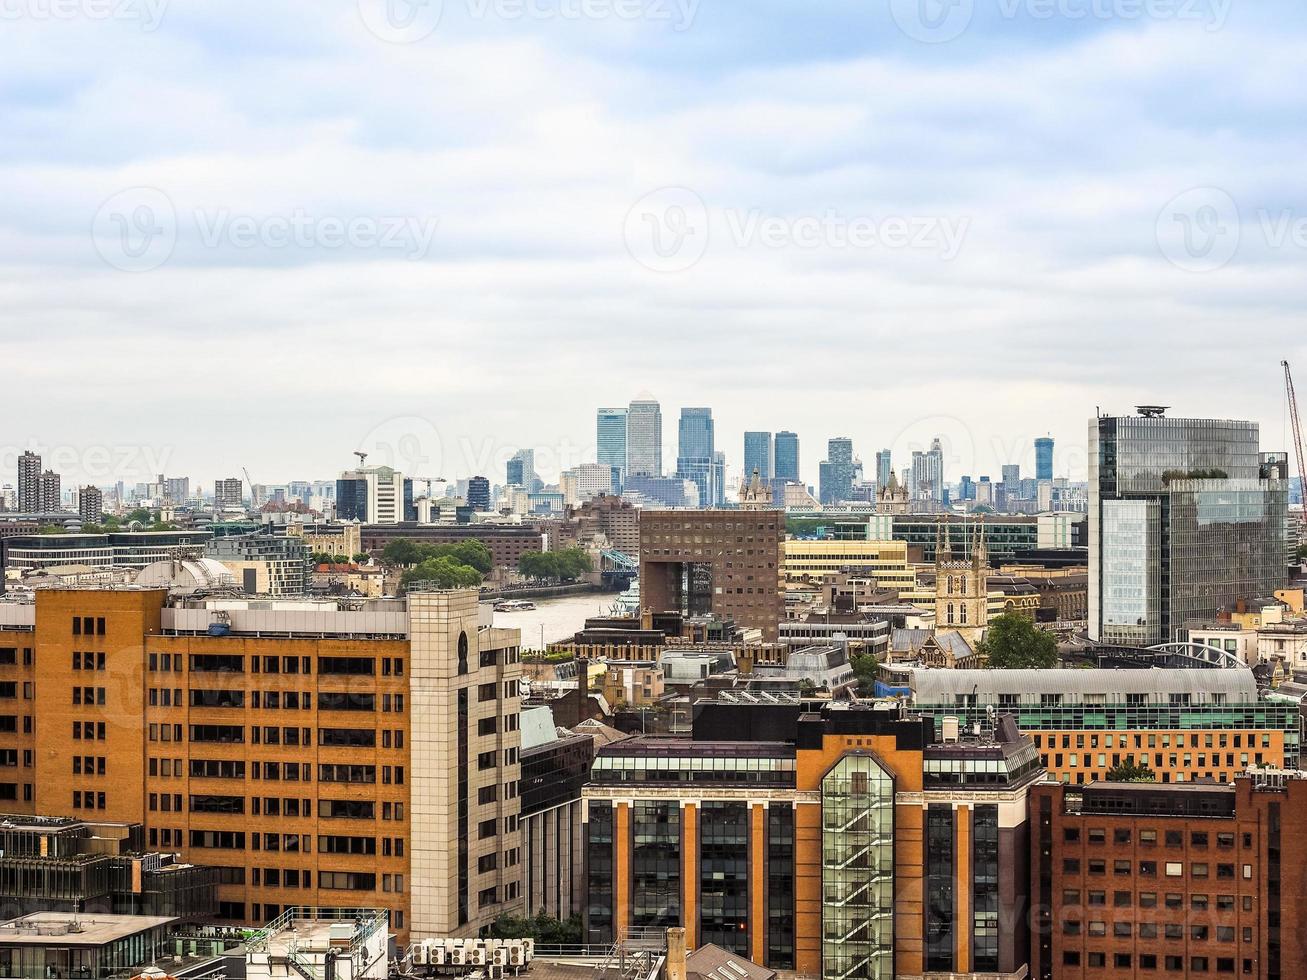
[{"left": 1032, "top": 774, "right": 1306, "bottom": 980}]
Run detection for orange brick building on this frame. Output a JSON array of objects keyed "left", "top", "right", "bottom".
[{"left": 0, "top": 586, "right": 525, "bottom": 941}]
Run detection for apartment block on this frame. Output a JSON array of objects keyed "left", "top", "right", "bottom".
[{"left": 0, "top": 586, "right": 525, "bottom": 941}]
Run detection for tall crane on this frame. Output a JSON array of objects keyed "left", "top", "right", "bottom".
[{"left": 1283, "top": 361, "right": 1307, "bottom": 521}]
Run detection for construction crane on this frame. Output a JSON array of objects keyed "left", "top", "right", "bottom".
[
  {"left": 1283, "top": 361, "right": 1307, "bottom": 521},
  {"left": 241, "top": 466, "right": 257, "bottom": 504},
  {"left": 353, "top": 451, "right": 368, "bottom": 467}
]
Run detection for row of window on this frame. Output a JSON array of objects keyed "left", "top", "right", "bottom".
[
  {"left": 1063, "top": 858, "right": 1252, "bottom": 880},
  {"left": 1063, "top": 952, "right": 1243, "bottom": 973},
  {"left": 145, "top": 725, "right": 408, "bottom": 747},
  {"left": 1066, "top": 921, "right": 1242, "bottom": 941},
  {"left": 1063, "top": 888, "right": 1254, "bottom": 912},
  {"left": 155, "top": 654, "right": 407, "bottom": 675},
  {"left": 1035, "top": 732, "right": 1272, "bottom": 750},
  {"left": 1066, "top": 827, "right": 1246, "bottom": 848}
]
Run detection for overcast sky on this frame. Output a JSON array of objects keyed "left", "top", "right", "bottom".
[{"left": 2, "top": 0, "right": 1305, "bottom": 492}]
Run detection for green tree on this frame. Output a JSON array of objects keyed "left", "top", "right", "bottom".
[
  {"left": 382, "top": 539, "right": 423, "bottom": 567},
  {"left": 400, "top": 556, "right": 483, "bottom": 592},
  {"left": 352, "top": 553, "right": 372, "bottom": 564},
  {"left": 1107, "top": 760, "right": 1156, "bottom": 782},
  {"left": 978, "top": 612, "right": 1059, "bottom": 669},
  {"left": 36, "top": 524, "right": 66, "bottom": 535},
  {"left": 125, "top": 508, "right": 153, "bottom": 524},
  {"left": 850, "top": 652, "right": 879, "bottom": 695},
  {"left": 488, "top": 911, "right": 583, "bottom": 946}
]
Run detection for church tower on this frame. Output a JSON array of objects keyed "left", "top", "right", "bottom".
[{"left": 933, "top": 517, "right": 989, "bottom": 645}]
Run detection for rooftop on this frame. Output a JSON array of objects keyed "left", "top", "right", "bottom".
[{"left": 0, "top": 913, "right": 177, "bottom": 947}]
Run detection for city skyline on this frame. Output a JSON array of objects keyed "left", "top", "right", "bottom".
[{"left": 5, "top": 398, "right": 1297, "bottom": 494}]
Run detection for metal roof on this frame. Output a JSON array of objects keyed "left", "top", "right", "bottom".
[{"left": 910, "top": 667, "right": 1258, "bottom": 704}]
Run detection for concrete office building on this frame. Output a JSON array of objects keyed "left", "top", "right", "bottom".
[
  {"left": 0, "top": 586, "right": 525, "bottom": 942},
  {"left": 640, "top": 509, "right": 784, "bottom": 642},
  {"left": 627, "top": 399, "right": 663, "bottom": 477},
  {"left": 584, "top": 701, "right": 1042, "bottom": 979},
  {"left": 337, "top": 465, "right": 415, "bottom": 525},
  {"left": 214, "top": 479, "right": 245, "bottom": 512},
  {"left": 1089, "top": 410, "right": 1288, "bottom": 645}
]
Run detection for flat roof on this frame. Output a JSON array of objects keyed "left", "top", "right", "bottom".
[{"left": 0, "top": 913, "right": 177, "bottom": 947}]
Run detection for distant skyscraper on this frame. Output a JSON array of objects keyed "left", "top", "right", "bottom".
[
  {"left": 743, "top": 432, "right": 774, "bottom": 481},
  {"left": 1089, "top": 409, "right": 1287, "bottom": 645},
  {"left": 36, "top": 470, "right": 61, "bottom": 512},
  {"left": 819, "top": 437, "right": 855, "bottom": 504},
  {"left": 215, "top": 478, "right": 244, "bottom": 511},
  {"left": 17, "top": 451, "right": 40, "bottom": 512},
  {"left": 875, "top": 450, "right": 892, "bottom": 488},
  {"left": 337, "top": 465, "right": 415, "bottom": 524},
  {"left": 774, "top": 431, "right": 800, "bottom": 483},
  {"left": 1001, "top": 464, "right": 1021, "bottom": 488},
  {"left": 676, "top": 408, "right": 718, "bottom": 508},
  {"left": 1035, "top": 437, "right": 1054, "bottom": 481},
  {"left": 596, "top": 407, "right": 628, "bottom": 489},
  {"left": 78, "top": 486, "right": 103, "bottom": 525},
  {"left": 626, "top": 399, "right": 663, "bottom": 477},
  {"left": 506, "top": 449, "right": 535, "bottom": 488},
  {"left": 466, "top": 476, "right": 491, "bottom": 512}
]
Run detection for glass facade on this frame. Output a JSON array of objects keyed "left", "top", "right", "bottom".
[
  {"left": 972, "top": 805, "right": 1000, "bottom": 971},
  {"left": 766, "top": 804, "right": 795, "bottom": 969},
  {"left": 1090, "top": 414, "right": 1286, "bottom": 644},
  {"left": 924, "top": 806, "right": 954, "bottom": 972},
  {"left": 744, "top": 432, "right": 774, "bottom": 482},
  {"left": 775, "top": 432, "right": 800, "bottom": 483},
  {"left": 597, "top": 408, "right": 628, "bottom": 488},
  {"left": 585, "top": 802, "right": 614, "bottom": 945},
  {"left": 590, "top": 750, "right": 795, "bottom": 786},
  {"left": 632, "top": 802, "right": 681, "bottom": 928},
  {"left": 821, "top": 755, "right": 894, "bottom": 980},
  {"left": 699, "top": 802, "right": 750, "bottom": 954}
]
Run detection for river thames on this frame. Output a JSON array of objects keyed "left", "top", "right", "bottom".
[{"left": 488, "top": 591, "right": 621, "bottom": 650}]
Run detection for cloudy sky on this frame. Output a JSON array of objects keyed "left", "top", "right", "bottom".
[{"left": 2, "top": 0, "right": 1305, "bottom": 492}]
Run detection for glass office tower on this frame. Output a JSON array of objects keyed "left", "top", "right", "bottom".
[
  {"left": 1089, "top": 410, "right": 1287, "bottom": 645},
  {"left": 596, "top": 407, "right": 628, "bottom": 490},
  {"left": 744, "top": 431, "right": 774, "bottom": 481},
  {"left": 775, "top": 432, "right": 801, "bottom": 483},
  {"left": 627, "top": 399, "right": 663, "bottom": 478}
]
